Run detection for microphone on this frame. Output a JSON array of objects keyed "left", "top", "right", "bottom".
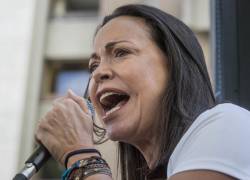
[
  {"left": 13, "top": 145, "right": 50, "bottom": 180},
  {"left": 13, "top": 95, "right": 95, "bottom": 179}
]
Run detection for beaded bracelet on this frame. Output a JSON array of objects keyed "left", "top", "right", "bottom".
[
  {"left": 69, "top": 166, "right": 111, "bottom": 180},
  {"left": 62, "top": 156, "right": 112, "bottom": 180}
]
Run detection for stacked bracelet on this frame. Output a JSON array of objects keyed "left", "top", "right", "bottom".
[
  {"left": 64, "top": 148, "right": 102, "bottom": 168},
  {"left": 62, "top": 156, "right": 112, "bottom": 180}
]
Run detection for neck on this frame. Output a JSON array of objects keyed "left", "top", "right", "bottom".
[{"left": 134, "top": 135, "right": 160, "bottom": 169}]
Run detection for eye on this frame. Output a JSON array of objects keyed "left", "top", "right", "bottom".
[
  {"left": 89, "top": 62, "right": 99, "bottom": 73},
  {"left": 114, "top": 48, "right": 130, "bottom": 58}
]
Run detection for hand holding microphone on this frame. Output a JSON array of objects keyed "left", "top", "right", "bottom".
[
  {"left": 13, "top": 90, "right": 95, "bottom": 179},
  {"left": 36, "top": 90, "right": 95, "bottom": 164}
]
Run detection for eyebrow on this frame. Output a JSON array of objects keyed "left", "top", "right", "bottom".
[{"left": 89, "top": 40, "right": 132, "bottom": 60}]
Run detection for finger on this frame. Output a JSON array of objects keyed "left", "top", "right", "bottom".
[
  {"left": 35, "top": 125, "right": 48, "bottom": 147},
  {"left": 53, "top": 96, "right": 67, "bottom": 106},
  {"left": 35, "top": 131, "right": 42, "bottom": 144},
  {"left": 67, "top": 89, "right": 90, "bottom": 114}
]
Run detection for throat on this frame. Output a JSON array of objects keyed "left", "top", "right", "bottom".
[
  {"left": 133, "top": 137, "right": 160, "bottom": 170},
  {"left": 147, "top": 164, "right": 167, "bottom": 179}
]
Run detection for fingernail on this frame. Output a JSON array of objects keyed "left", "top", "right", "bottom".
[{"left": 68, "top": 89, "right": 75, "bottom": 95}]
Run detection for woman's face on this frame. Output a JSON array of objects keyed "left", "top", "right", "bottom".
[{"left": 88, "top": 16, "right": 168, "bottom": 143}]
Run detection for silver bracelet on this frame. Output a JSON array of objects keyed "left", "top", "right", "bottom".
[{"left": 66, "top": 156, "right": 112, "bottom": 180}]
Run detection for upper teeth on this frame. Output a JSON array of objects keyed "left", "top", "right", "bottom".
[{"left": 99, "top": 92, "right": 121, "bottom": 103}]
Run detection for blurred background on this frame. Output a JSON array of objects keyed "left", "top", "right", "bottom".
[{"left": 1, "top": 0, "right": 249, "bottom": 179}]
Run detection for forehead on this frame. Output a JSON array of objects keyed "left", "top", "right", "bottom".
[{"left": 94, "top": 16, "right": 152, "bottom": 49}]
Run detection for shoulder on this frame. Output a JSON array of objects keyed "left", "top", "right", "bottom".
[
  {"left": 209, "top": 103, "right": 250, "bottom": 120},
  {"left": 192, "top": 103, "right": 250, "bottom": 128},
  {"left": 167, "top": 103, "right": 250, "bottom": 179}
]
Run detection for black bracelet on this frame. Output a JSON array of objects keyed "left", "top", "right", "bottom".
[{"left": 64, "top": 148, "right": 101, "bottom": 168}]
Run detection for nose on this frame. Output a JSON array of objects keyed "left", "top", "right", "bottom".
[{"left": 92, "top": 62, "right": 114, "bottom": 83}]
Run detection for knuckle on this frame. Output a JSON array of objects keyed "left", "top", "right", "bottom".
[
  {"left": 64, "top": 98, "right": 75, "bottom": 105},
  {"left": 43, "top": 111, "right": 54, "bottom": 123},
  {"left": 53, "top": 105, "right": 62, "bottom": 114},
  {"left": 37, "top": 118, "right": 44, "bottom": 128},
  {"left": 37, "top": 120, "right": 46, "bottom": 130},
  {"left": 38, "top": 115, "right": 53, "bottom": 130},
  {"left": 35, "top": 131, "right": 41, "bottom": 140}
]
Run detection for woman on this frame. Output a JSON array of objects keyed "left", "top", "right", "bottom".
[{"left": 36, "top": 4, "right": 250, "bottom": 180}]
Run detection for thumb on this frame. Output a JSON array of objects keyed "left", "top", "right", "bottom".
[{"left": 67, "top": 89, "right": 90, "bottom": 114}]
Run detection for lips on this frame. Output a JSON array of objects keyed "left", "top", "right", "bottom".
[{"left": 96, "top": 89, "right": 130, "bottom": 119}]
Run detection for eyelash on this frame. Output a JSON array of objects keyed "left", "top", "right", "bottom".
[
  {"left": 89, "top": 48, "right": 131, "bottom": 73},
  {"left": 114, "top": 48, "right": 130, "bottom": 58},
  {"left": 89, "top": 62, "right": 99, "bottom": 73}
]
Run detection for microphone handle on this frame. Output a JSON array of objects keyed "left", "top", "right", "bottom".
[
  {"left": 13, "top": 145, "right": 50, "bottom": 180},
  {"left": 25, "top": 145, "right": 51, "bottom": 170}
]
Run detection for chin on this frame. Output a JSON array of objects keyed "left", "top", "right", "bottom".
[
  {"left": 105, "top": 126, "right": 124, "bottom": 141},
  {"left": 105, "top": 123, "right": 135, "bottom": 143}
]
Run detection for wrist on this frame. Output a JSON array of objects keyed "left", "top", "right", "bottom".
[
  {"left": 62, "top": 156, "right": 112, "bottom": 180},
  {"left": 64, "top": 148, "right": 102, "bottom": 168},
  {"left": 67, "top": 152, "right": 101, "bottom": 168}
]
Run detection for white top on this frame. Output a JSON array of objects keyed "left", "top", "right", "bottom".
[{"left": 167, "top": 103, "right": 250, "bottom": 179}]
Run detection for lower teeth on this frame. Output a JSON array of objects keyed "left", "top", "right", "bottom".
[{"left": 106, "top": 105, "right": 121, "bottom": 115}]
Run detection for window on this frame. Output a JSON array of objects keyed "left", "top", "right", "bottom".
[{"left": 66, "top": 0, "right": 99, "bottom": 13}]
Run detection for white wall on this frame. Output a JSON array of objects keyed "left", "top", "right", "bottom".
[
  {"left": 45, "top": 18, "right": 97, "bottom": 60},
  {"left": 0, "top": 0, "right": 35, "bottom": 179}
]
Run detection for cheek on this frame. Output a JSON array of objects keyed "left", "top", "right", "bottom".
[
  {"left": 130, "top": 65, "right": 164, "bottom": 93},
  {"left": 118, "top": 61, "right": 153, "bottom": 90},
  {"left": 130, "top": 61, "right": 167, "bottom": 111}
]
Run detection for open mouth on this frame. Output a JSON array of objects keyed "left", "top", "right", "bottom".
[{"left": 99, "top": 91, "right": 130, "bottom": 116}]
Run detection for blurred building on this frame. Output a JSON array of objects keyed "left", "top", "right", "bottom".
[{"left": 0, "top": 0, "right": 211, "bottom": 179}]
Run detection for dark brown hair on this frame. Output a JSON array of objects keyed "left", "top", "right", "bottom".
[{"left": 95, "top": 4, "right": 215, "bottom": 180}]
